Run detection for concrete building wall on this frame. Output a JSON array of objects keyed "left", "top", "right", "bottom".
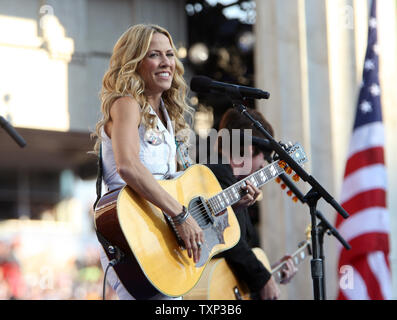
[
  {"left": 255, "top": 0, "right": 397, "bottom": 299},
  {"left": 0, "top": 0, "right": 187, "bottom": 134},
  {"left": 0, "top": 0, "right": 187, "bottom": 220}
]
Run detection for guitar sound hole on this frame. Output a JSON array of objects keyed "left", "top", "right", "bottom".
[{"left": 188, "top": 197, "right": 213, "bottom": 229}]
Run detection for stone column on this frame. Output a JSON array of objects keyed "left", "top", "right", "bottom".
[
  {"left": 254, "top": 0, "right": 312, "bottom": 300},
  {"left": 255, "top": 0, "right": 397, "bottom": 300}
]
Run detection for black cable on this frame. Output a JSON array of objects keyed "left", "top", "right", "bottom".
[{"left": 102, "top": 259, "right": 117, "bottom": 300}]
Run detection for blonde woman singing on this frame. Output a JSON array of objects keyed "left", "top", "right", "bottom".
[{"left": 93, "top": 24, "right": 204, "bottom": 300}]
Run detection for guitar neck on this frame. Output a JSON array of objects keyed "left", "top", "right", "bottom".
[
  {"left": 271, "top": 241, "right": 311, "bottom": 283},
  {"left": 208, "top": 161, "right": 285, "bottom": 215}
]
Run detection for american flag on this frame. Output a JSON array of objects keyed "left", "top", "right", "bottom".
[{"left": 335, "top": 0, "right": 391, "bottom": 300}]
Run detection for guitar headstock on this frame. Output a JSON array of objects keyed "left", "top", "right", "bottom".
[
  {"left": 274, "top": 142, "right": 308, "bottom": 202},
  {"left": 298, "top": 223, "right": 312, "bottom": 255},
  {"left": 305, "top": 224, "right": 312, "bottom": 240},
  {"left": 277, "top": 142, "right": 308, "bottom": 169},
  {"left": 297, "top": 225, "right": 313, "bottom": 260}
]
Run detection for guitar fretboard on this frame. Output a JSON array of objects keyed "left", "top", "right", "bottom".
[
  {"left": 272, "top": 242, "right": 310, "bottom": 283},
  {"left": 207, "top": 162, "right": 285, "bottom": 215}
]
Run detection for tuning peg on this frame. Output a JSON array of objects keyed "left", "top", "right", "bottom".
[
  {"left": 292, "top": 196, "right": 298, "bottom": 203},
  {"left": 305, "top": 224, "right": 312, "bottom": 239},
  {"left": 279, "top": 141, "right": 288, "bottom": 149},
  {"left": 275, "top": 177, "right": 281, "bottom": 183},
  {"left": 278, "top": 160, "right": 287, "bottom": 169},
  {"left": 287, "top": 190, "right": 293, "bottom": 197},
  {"left": 292, "top": 174, "right": 300, "bottom": 182},
  {"left": 285, "top": 167, "right": 293, "bottom": 175},
  {"left": 278, "top": 140, "right": 294, "bottom": 150},
  {"left": 281, "top": 184, "right": 286, "bottom": 190}
]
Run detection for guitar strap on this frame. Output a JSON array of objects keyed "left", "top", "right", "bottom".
[
  {"left": 93, "top": 144, "right": 103, "bottom": 211},
  {"left": 93, "top": 144, "right": 125, "bottom": 264},
  {"left": 175, "top": 138, "right": 194, "bottom": 169}
]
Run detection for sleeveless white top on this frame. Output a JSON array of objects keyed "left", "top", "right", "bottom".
[
  {"left": 101, "top": 100, "right": 177, "bottom": 192},
  {"left": 99, "top": 99, "right": 181, "bottom": 300}
]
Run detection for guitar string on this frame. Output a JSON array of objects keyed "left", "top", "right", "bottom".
[
  {"left": 177, "top": 185, "right": 252, "bottom": 227},
  {"left": 187, "top": 161, "right": 287, "bottom": 221},
  {"left": 172, "top": 153, "right": 303, "bottom": 226},
  {"left": 180, "top": 188, "right": 248, "bottom": 226},
  {"left": 169, "top": 154, "right": 305, "bottom": 240},
  {"left": 183, "top": 162, "right": 288, "bottom": 225},
  {"left": 186, "top": 174, "right": 267, "bottom": 223},
  {"left": 183, "top": 167, "right": 286, "bottom": 226}
]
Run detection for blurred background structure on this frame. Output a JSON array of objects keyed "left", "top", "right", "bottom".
[{"left": 0, "top": 0, "right": 396, "bottom": 300}]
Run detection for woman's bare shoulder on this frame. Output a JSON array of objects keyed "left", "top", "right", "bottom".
[{"left": 109, "top": 96, "right": 142, "bottom": 126}]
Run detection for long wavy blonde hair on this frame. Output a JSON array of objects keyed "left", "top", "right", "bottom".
[{"left": 92, "top": 24, "right": 192, "bottom": 154}]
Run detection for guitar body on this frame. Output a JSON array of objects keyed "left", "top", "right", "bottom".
[
  {"left": 184, "top": 230, "right": 312, "bottom": 300},
  {"left": 94, "top": 164, "right": 241, "bottom": 299},
  {"left": 183, "top": 248, "right": 270, "bottom": 300}
]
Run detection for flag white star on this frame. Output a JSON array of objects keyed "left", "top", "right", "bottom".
[
  {"left": 373, "top": 44, "right": 379, "bottom": 55},
  {"left": 370, "top": 84, "right": 381, "bottom": 97},
  {"left": 360, "top": 100, "right": 373, "bottom": 114},
  {"left": 364, "top": 59, "right": 375, "bottom": 71},
  {"left": 369, "top": 18, "right": 377, "bottom": 29}
]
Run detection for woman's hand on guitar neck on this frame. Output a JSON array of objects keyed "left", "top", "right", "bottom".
[{"left": 175, "top": 215, "right": 204, "bottom": 264}]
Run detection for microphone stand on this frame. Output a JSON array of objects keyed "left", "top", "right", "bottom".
[
  {"left": 230, "top": 96, "right": 350, "bottom": 300},
  {"left": 0, "top": 115, "right": 26, "bottom": 148},
  {"left": 264, "top": 153, "right": 351, "bottom": 300}
]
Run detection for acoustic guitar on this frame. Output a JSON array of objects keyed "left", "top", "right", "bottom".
[
  {"left": 94, "top": 143, "right": 307, "bottom": 299},
  {"left": 183, "top": 226, "right": 312, "bottom": 300}
]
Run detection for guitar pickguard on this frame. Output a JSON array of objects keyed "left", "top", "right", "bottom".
[
  {"left": 165, "top": 196, "right": 232, "bottom": 268},
  {"left": 197, "top": 212, "right": 230, "bottom": 267}
]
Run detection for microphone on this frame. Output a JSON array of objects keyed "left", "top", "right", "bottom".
[
  {"left": 251, "top": 135, "right": 273, "bottom": 152},
  {"left": 240, "top": 132, "right": 273, "bottom": 153},
  {"left": 191, "top": 76, "right": 270, "bottom": 100},
  {"left": 0, "top": 116, "right": 26, "bottom": 148}
]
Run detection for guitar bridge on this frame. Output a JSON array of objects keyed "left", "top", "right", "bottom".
[
  {"left": 164, "top": 213, "right": 185, "bottom": 248},
  {"left": 164, "top": 196, "right": 215, "bottom": 249}
]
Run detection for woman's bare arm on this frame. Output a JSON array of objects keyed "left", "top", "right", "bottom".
[{"left": 107, "top": 96, "right": 204, "bottom": 262}]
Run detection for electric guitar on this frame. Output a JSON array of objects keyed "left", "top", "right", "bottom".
[
  {"left": 94, "top": 143, "right": 307, "bottom": 299},
  {"left": 183, "top": 226, "right": 312, "bottom": 300}
]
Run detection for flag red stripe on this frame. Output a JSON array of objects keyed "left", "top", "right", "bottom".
[
  {"left": 355, "top": 256, "right": 384, "bottom": 300},
  {"left": 337, "top": 290, "right": 347, "bottom": 300},
  {"left": 338, "top": 232, "right": 390, "bottom": 268},
  {"left": 344, "top": 147, "right": 385, "bottom": 178},
  {"left": 335, "top": 189, "right": 386, "bottom": 228}
]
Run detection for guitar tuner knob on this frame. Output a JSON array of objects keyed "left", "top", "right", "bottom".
[{"left": 278, "top": 161, "right": 287, "bottom": 169}]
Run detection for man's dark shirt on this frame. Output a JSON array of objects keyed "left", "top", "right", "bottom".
[{"left": 206, "top": 162, "right": 271, "bottom": 292}]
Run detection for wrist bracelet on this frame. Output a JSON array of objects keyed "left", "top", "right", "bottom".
[{"left": 170, "top": 206, "right": 190, "bottom": 226}]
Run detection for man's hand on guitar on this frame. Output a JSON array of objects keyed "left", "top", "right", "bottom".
[
  {"left": 272, "top": 255, "right": 298, "bottom": 284},
  {"left": 175, "top": 215, "right": 204, "bottom": 264},
  {"left": 233, "top": 181, "right": 262, "bottom": 209},
  {"left": 260, "top": 277, "right": 280, "bottom": 300}
]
